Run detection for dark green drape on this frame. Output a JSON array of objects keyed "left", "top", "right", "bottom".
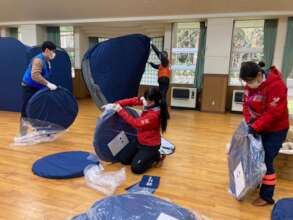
[
  {"left": 8, "top": 27, "right": 18, "bottom": 39},
  {"left": 282, "top": 17, "right": 293, "bottom": 80},
  {"left": 195, "top": 21, "right": 207, "bottom": 89},
  {"left": 263, "top": 19, "right": 278, "bottom": 67},
  {"left": 47, "top": 26, "right": 61, "bottom": 47},
  {"left": 88, "top": 37, "right": 99, "bottom": 49}
]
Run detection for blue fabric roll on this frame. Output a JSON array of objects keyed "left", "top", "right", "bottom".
[
  {"left": 26, "top": 87, "right": 78, "bottom": 128},
  {"left": 272, "top": 198, "right": 293, "bottom": 220},
  {"left": 93, "top": 108, "right": 138, "bottom": 162},
  {"left": 71, "top": 194, "right": 197, "bottom": 220},
  {"left": 82, "top": 34, "right": 150, "bottom": 108},
  {"left": 29, "top": 47, "right": 73, "bottom": 92},
  {"left": 32, "top": 151, "right": 99, "bottom": 179}
]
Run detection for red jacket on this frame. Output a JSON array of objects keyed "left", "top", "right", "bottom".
[
  {"left": 243, "top": 66, "right": 289, "bottom": 133},
  {"left": 116, "top": 97, "right": 161, "bottom": 147}
]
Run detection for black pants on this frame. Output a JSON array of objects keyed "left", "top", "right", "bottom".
[
  {"left": 116, "top": 142, "right": 160, "bottom": 174},
  {"left": 21, "top": 85, "right": 38, "bottom": 118},
  {"left": 259, "top": 129, "right": 288, "bottom": 203},
  {"left": 158, "top": 77, "right": 170, "bottom": 100}
]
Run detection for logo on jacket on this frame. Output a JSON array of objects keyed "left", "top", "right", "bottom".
[{"left": 270, "top": 97, "right": 280, "bottom": 107}]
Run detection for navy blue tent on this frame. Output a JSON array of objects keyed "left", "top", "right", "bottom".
[
  {"left": 0, "top": 37, "right": 29, "bottom": 111},
  {"left": 72, "top": 194, "right": 197, "bottom": 220},
  {"left": 82, "top": 34, "right": 150, "bottom": 108}
]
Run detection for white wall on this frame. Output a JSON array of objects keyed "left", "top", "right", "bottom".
[
  {"left": 164, "top": 24, "right": 172, "bottom": 56},
  {"left": 74, "top": 27, "right": 89, "bottom": 69},
  {"left": 204, "top": 18, "right": 234, "bottom": 74},
  {"left": 273, "top": 17, "right": 288, "bottom": 69},
  {"left": 19, "top": 24, "right": 46, "bottom": 46},
  {"left": 0, "top": 27, "right": 7, "bottom": 37}
]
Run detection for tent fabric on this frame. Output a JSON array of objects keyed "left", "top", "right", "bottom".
[
  {"left": 32, "top": 151, "right": 99, "bottom": 179},
  {"left": 29, "top": 47, "right": 73, "bottom": 92},
  {"left": 71, "top": 194, "right": 197, "bottom": 220},
  {"left": 26, "top": 87, "right": 78, "bottom": 129},
  {"left": 272, "top": 198, "right": 293, "bottom": 220},
  {"left": 82, "top": 34, "right": 150, "bottom": 109},
  {"left": 93, "top": 108, "right": 139, "bottom": 162},
  {"left": 0, "top": 37, "right": 29, "bottom": 111},
  {"left": 94, "top": 108, "right": 175, "bottom": 162}
]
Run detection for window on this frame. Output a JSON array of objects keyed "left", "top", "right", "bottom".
[
  {"left": 140, "top": 37, "right": 164, "bottom": 86},
  {"left": 171, "top": 22, "right": 200, "bottom": 84},
  {"left": 8, "top": 27, "right": 20, "bottom": 40},
  {"left": 60, "top": 26, "right": 75, "bottom": 67},
  {"left": 88, "top": 37, "right": 109, "bottom": 49},
  {"left": 229, "top": 20, "right": 264, "bottom": 85}
]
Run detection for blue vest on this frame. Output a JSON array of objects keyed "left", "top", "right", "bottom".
[{"left": 22, "top": 53, "right": 51, "bottom": 89}]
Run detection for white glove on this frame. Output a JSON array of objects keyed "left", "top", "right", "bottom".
[
  {"left": 46, "top": 82, "right": 57, "bottom": 91},
  {"left": 112, "top": 104, "right": 122, "bottom": 112},
  {"left": 101, "top": 104, "right": 114, "bottom": 111},
  {"left": 140, "top": 96, "right": 147, "bottom": 107}
]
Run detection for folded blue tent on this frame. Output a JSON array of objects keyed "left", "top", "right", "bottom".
[
  {"left": 71, "top": 194, "right": 197, "bottom": 220},
  {"left": 272, "top": 198, "right": 293, "bottom": 220},
  {"left": 82, "top": 34, "right": 150, "bottom": 108}
]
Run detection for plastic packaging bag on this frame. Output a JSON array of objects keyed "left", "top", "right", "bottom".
[
  {"left": 71, "top": 194, "right": 205, "bottom": 220},
  {"left": 228, "top": 120, "right": 266, "bottom": 200},
  {"left": 84, "top": 164, "right": 126, "bottom": 196},
  {"left": 13, "top": 118, "right": 65, "bottom": 146}
]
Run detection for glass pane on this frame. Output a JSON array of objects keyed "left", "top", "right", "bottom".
[
  {"left": 60, "top": 26, "right": 75, "bottom": 68},
  {"left": 229, "top": 20, "right": 264, "bottom": 85},
  {"left": 171, "top": 22, "right": 200, "bottom": 85}
]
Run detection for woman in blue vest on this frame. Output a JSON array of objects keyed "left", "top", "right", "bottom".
[{"left": 20, "top": 41, "right": 57, "bottom": 134}]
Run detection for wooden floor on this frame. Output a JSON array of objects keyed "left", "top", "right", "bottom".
[{"left": 0, "top": 98, "right": 293, "bottom": 220}]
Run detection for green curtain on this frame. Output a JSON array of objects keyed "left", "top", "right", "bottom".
[
  {"left": 195, "top": 21, "right": 207, "bottom": 89},
  {"left": 88, "top": 37, "right": 99, "bottom": 49},
  {"left": 263, "top": 19, "right": 278, "bottom": 67},
  {"left": 47, "top": 26, "right": 60, "bottom": 47},
  {"left": 8, "top": 27, "right": 18, "bottom": 39},
  {"left": 282, "top": 17, "right": 293, "bottom": 80}
]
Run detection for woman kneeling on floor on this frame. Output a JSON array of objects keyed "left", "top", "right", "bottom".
[{"left": 111, "top": 87, "right": 169, "bottom": 174}]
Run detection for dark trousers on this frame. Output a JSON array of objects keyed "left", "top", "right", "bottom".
[
  {"left": 21, "top": 85, "right": 38, "bottom": 118},
  {"left": 158, "top": 77, "right": 170, "bottom": 100},
  {"left": 116, "top": 141, "right": 160, "bottom": 174},
  {"left": 259, "top": 129, "right": 288, "bottom": 203}
]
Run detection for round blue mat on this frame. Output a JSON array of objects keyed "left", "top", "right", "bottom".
[
  {"left": 72, "top": 194, "right": 197, "bottom": 220},
  {"left": 93, "top": 108, "right": 138, "bottom": 162},
  {"left": 26, "top": 87, "right": 78, "bottom": 128},
  {"left": 272, "top": 198, "right": 293, "bottom": 220},
  {"left": 32, "top": 151, "right": 99, "bottom": 179}
]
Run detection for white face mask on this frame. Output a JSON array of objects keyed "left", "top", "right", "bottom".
[{"left": 49, "top": 51, "right": 56, "bottom": 60}]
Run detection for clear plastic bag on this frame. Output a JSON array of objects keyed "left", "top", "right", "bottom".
[
  {"left": 12, "top": 118, "right": 65, "bottom": 146},
  {"left": 228, "top": 120, "right": 266, "bottom": 200},
  {"left": 71, "top": 194, "right": 205, "bottom": 220},
  {"left": 84, "top": 164, "right": 126, "bottom": 196}
]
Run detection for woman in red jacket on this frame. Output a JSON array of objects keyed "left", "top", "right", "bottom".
[
  {"left": 240, "top": 61, "right": 289, "bottom": 206},
  {"left": 113, "top": 87, "right": 169, "bottom": 174}
]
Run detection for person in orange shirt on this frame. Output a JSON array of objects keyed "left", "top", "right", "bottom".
[{"left": 148, "top": 44, "right": 171, "bottom": 101}]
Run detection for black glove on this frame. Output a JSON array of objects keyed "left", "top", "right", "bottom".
[{"left": 248, "top": 126, "right": 258, "bottom": 137}]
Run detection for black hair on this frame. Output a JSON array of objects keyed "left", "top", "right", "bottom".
[
  {"left": 239, "top": 61, "right": 266, "bottom": 81},
  {"left": 41, "top": 41, "right": 57, "bottom": 52},
  {"left": 160, "top": 51, "right": 169, "bottom": 67},
  {"left": 144, "top": 87, "right": 169, "bottom": 133}
]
